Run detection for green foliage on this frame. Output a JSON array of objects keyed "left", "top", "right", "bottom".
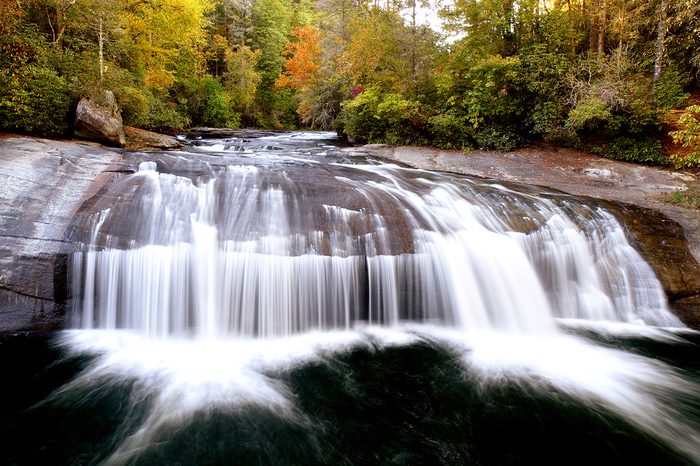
[
  {"left": 0, "top": 66, "right": 72, "bottom": 136},
  {"left": 666, "top": 185, "right": 700, "bottom": 210},
  {"left": 670, "top": 105, "right": 700, "bottom": 168},
  {"left": 340, "top": 90, "right": 428, "bottom": 146},
  {"left": 123, "top": 90, "right": 190, "bottom": 133},
  {"left": 566, "top": 97, "right": 613, "bottom": 132},
  {"left": 592, "top": 137, "right": 668, "bottom": 166},
  {"left": 375, "top": 94, "right": 427, "bottom": 146},
  {"left": 177, "top": 75, "right": 238, "bottom": 128},
  {"left": 653, "top": 68, "right": 690, "bottom": 110},
  {"left": 339, "top": 88, "right": 384, "bottom": 144},
  {"left": 436, "top": 55, "right": 526, "bottom": 150},
  {"left": 452, "top": 56, "right": 525, "bottom": 130},
  {"left": 520, "top": 47, "right": 571, "bottom": 137},
  {"left": 473, "top": 126, "right": 522, "bottom": 152},
  {"left": 428, "top": 111, "right": 473, "bottom": 150}
]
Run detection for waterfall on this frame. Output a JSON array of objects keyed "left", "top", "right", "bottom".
[
  {"left": 70, "top": 149, "right": 681, "bottom": 338},
  {"left": 6, "top": 132, "right": 694, "bottom": 466}
]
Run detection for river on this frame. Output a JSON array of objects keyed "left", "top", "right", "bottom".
[{"left": 1, "top": 131, "right": 698, "bottom": 465}]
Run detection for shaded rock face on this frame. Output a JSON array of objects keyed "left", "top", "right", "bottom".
[
  {"left": 74, "top": 91, "right": 126, "bottom": 148},
  {"left": 602, "top": 201, "right": 700, "bottom": 327},
  {"left": 0, "top": 137, "right": 123, "bottom": 331},
  {"left": 124, "top": 126, "right": 184, "bottom": 151}
]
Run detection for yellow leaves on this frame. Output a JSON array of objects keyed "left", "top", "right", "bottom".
[{"left": 122, "top": 0, "right": 213, "bottom": 90}]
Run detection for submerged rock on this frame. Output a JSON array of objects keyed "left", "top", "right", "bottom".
[{"left": 74, "top": 91, "right": 126, "bottom": 148}]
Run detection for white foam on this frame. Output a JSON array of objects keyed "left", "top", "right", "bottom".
[{"left": 57, "top": 326, "right": 700, "bottom": 465}]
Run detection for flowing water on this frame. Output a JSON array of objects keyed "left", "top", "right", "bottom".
[{"left": 1, "top": 131, "right": 699, "bottom": 465}]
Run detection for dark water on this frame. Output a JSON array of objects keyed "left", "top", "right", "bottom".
[
  {"left": 1, "top": 328, "right": 698, "bottom": 466},
  {"left": 1, "top": 131, "right": 699, "bottom": 465}
]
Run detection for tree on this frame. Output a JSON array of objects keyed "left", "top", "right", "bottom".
[{"left": 275, "top": 24, "right": 322, "bottom": 89}]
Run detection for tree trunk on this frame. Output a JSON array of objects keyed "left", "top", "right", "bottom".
[
  {"left": 652, "top": 0, "right": 668, "bottom": 92},
  {"left": 589, "top": 0, "right": 598, "bottom": 52},
  {"left": 98, "top": 17, "right": 104, "bottom": 83},
  {"left": 597, "top": 0, "right": 606, "bottom": 53},
  {"left": 411, "top": 0, "right": 417, "bottom": 86}
]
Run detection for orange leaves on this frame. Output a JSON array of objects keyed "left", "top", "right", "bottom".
[{"left": 275, "top": 24, "right": 321, "bottom": 89}]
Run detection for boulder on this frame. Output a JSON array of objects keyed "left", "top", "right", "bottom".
[
  {"left": 124, "top": 126, "right": 184, "bottom": 151},
  {"left": 74, "top": 91, "right": 126, "bottom": 148}
]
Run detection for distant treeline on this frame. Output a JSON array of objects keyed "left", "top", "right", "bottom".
[{"left": 1, "top": 0, "right": 699, "bottom": 166}]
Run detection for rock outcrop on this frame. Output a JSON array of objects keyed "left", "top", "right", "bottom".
[
  {"left": 124, "top": 126, "right": 184, "bottom": 151},
  {"left": 74, "top": 91, "right": 126, "bottom": 148},
  {"left": 0, "top": 137, "right": 123, "bottom": 331},
  {"left": 601, "top": 201, "right": 700, "bottom": 328}
]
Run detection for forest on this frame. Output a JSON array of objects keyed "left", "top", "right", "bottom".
[{"left": 1, "top": 0, "right": 699, "bottom": 166}]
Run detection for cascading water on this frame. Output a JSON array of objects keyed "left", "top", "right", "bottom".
[
  {"left": 71, "top": 148, "right": 679, "bottom": 337},
  {"left": 2, "top": 132, "right": 698, "bottom": 465}
]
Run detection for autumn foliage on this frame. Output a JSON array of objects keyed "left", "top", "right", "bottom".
[{"left": 275, "top": 25, "right": 321, "bottom": 89}]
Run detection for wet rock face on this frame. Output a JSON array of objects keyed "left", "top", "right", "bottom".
[
  {"left": 74, "top": 91, "right": 126, "bottom": 148},
  {"left": 0, "top": 137, "right": 122, "bottom": 331},
  {"left": 602, "top": 201, "right": 700, "bottom": 327},
  {"left": 0, "top": 135, "right": 698, "bottom": 331}
]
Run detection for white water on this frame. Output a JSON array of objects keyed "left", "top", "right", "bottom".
[
  {"left": 72, "top": 158, "right": 680, "bottom": 338},
  {"left": 63, "top": 133, "right": 698, "bottom": 464}
]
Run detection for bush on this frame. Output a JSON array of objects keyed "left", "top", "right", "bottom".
[
  {"left": 116, "top": 86, "right": 150, "bottom": 126},
  {"left": 339, "top": 89, "right": 429, "bottom": 146},
  {"left": 175, "top": 75, "right": 238, "bottom": 128},
  {"left": 566, "top": 54, "right": 660, "bottom": 139},
  {"left": 593, "top": 137, "right": 668, "bottom": 165},
  {"left": 473, "top": 126, "right": 521, "bottom": 152},
  {"left": 375, "top": 94, "right": 427, "bottom": 146},
  {"left": 123, "top": 90, "right": 190, "bottom": 133},
  {"left": 0, "top": 66, "right": 72, "bottom": 136},
  {"left": 428, "top": 111, "right": 473, "bottom": 150},
  {"left": 458, "top": 56, "right": 525, "bottom": 130},
  {"left": 670, "top": 105, "right": 700, "bottom": 168},
  {"left": 653, "top": 68, "right": 690, "bottom": 110},
  {"left": 520, "top": 47, "right": 571, "bottom": 137},
  {"left": 339, "top": 88, "right": 383, "bottom": 143}
]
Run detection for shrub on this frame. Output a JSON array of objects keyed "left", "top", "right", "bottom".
[
  {"left": 124, "top": 91, "right": 190, "bottom": 133},
  {"left": 593, "top": 137, "right": 668, "bottom": 165},
  {"left": 653, "top": 68, "right": 690, "bottom": 110},
  {"left": 428, "top": 111, "right": 473, "bottom": 150},
  {"left": 0, "top": 66, "right": 72, "bottom": 136},
  {"left": 375, "top": 94, "right": 427, "bottom": 146},
  {"left": 565, "top": 54, "right": 660, "bottom": 139},
  {"left": 458, "top": 56, "right": 525, "bottom": 130},
  {"left": 670, "top": 105, "right": 700, "bottom": 168},
  {"left": 116, "top": 86, "right": 150, "bottom": 126},
  {"left": 175, "top": 75, "right": 238, "bottom": 128},
  {"left": 473, "top": 126, "right": 521, "bottom": 152},
  {"left": 339, "top": 88, "right": 383, "bottom": 143},
  {"left": 520, "top": 47, "right": 571, "bottom": 137}
]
